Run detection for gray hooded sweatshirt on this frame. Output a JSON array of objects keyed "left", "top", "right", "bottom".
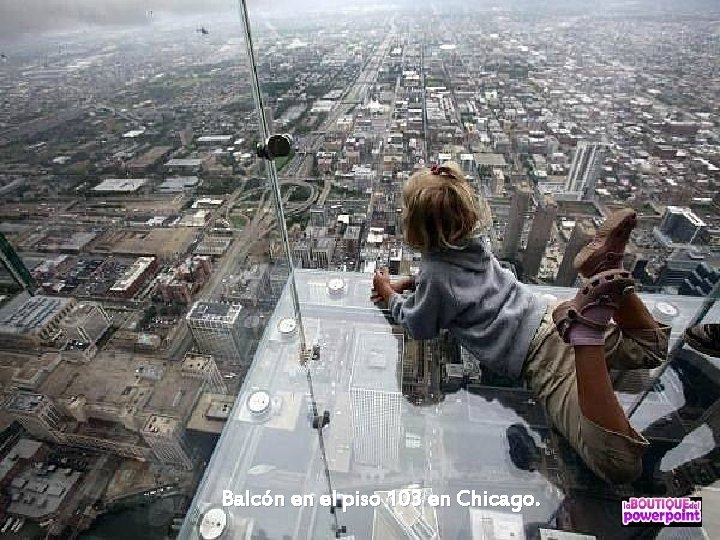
[{"left": 388, "top": 235, "right": 548, "bottom": 380}]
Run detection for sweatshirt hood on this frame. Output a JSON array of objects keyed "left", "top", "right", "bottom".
[{"left": 424, "top": 234, "right": 492, "bottom": 271}]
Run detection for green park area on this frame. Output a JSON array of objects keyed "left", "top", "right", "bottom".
[
  {"left": 273, "top": 149, "right": 295, "bottom": 172},
  {"left": 230, "top": 213, "right": 248, "bottom": 229},
  {"left": 281, "top": 183, "right": 312, "bottom": 202}
]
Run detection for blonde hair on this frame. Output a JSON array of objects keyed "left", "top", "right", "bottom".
[{"left": 402, "top": 161, "right": 491, "bottom": 252}]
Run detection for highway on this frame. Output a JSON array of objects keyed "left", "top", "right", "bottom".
[
  {"left": 170, "top": 25, "right": 396, "bottom": 360},
  {"left": 170, "top": 26, "right": 399, "bottom": 536},
  {"left": 317, "top": 178, "right": 332, "bottom": 207},
  {"left": 281, "top": 25, "right": 396, "bottom": 181},
  {"left": 167, "top": 176, "right": 317, "bottom": 360}
]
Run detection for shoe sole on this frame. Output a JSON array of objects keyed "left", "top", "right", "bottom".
[
  {"left": 553, "top": 269, "right": 635, "bottom": 342},
  {"left": 684, "top": 331, "right": 720, "bottom": 358},
  {"left": 574, "top": 208, "right": 637, "bottom": 278}
]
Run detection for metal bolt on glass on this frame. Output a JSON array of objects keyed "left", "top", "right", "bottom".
[
  {"left": 256, "top": 133, "right": 294, "bottom": 160},
  {"left": 236, "top": 0, "right": 307, "bottom": 356}
]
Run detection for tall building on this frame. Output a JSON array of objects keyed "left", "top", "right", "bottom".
[
  {"left": 502, "top": 185, "right": 531, "bottom": 261},
  {"left": 141, "top": 415, "right": 193, "bottom": 470},
  {"left": 181, "top": 353, "right": 227, "bottom": 394},
  {"left": 5, "top": 393, "right": 63, "bottom": 443},
  {"left": 179, "top": 125, "right": 194, "bottom": 147},
  {"left": 312, "top": 237, "right": 336, "bottom": 269},
  {"left": 402, "top": 330, "right": 453, "bottom": 406},
  {"left": 108, "top": 256, "right": 158, "bottom": 299},
  {"left": 186, "top": 302, "right": 245, "bottom": 363},
  {"left": 658, "top": 206, "right": 706, "bottom": 244},
  {"left": 292, "top": 239, "right": 312, "bottom": 269},
  {"left": 491, "top": 169, "right": 505, "bottom": 196},
  {"left": 555, "top": 220, "right": 597, "bottom": 286},
  {"left": 309, "top": 206, "right": 327, "bottom": 228},
  {"left": 372, "top": 487, "right": 440, "bottom": 539},
  {"left": 523, "top": 194, "right": 557, "bottom": 279},
  {"left": 679, "top": 262, "right": 720, "bottom": 297},
  {"left": 565, "top": 142, "right": 608, "bottom": 201},
  {"left": 352, "top": 164, "right": 375, "bottom": 191},
  {"left": 470, "top": 509, "right": 525, "bottom": 540},
  {"left": 3, "top": 350, "right": 207, "bottom": 461},
  {"left": 343, "top": 225, "right": 362, "bottom": 255},
  {"left": 60, "top": 302, "right": 111, "bottom": 345},
  {"left": 388, "top": 246, "right": 402, "bottom": 275},
  {"left": 350, "top": 332, "right": 403, "bottom": 467},
  {"left": 0, "top": 295, "right": 76, "bottom": 349},
  {"left": 0, "top": 232, "right": 35, "bottom": 294},
  {"left": 226, "top": 264, "right": 270, "bottom": 307},
  {"left": 263, "top": 105, "right": 274, "bottom": 131}
]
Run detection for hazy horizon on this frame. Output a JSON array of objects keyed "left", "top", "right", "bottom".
[{"left": 0, "top": 0, "right": 719, "bottom": 43}]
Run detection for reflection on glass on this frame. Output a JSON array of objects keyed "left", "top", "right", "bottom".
[{"left": 180, "top": 272, "right": 713, "bottom": 539}]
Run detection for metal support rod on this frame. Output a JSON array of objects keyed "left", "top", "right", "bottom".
[
  {"left": 305, "top": 368, "right": 342, "bottom": 535},
  {"left": 235, "top": 2, "right": 342, "bottom": 535},
  {"left": 236, "top": 0, "right": 307, "bottom": 354},
  {"left": 628, "top": 278, "right": 720, "bottom": 419}
]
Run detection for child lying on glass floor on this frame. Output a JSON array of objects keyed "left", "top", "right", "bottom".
[{"left": 371, "top": 161, "right": 670, "bottom": 484}]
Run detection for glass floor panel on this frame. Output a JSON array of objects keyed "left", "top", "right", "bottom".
[{"left": 181, "top": 271, "right": 718, "bottom": 539}]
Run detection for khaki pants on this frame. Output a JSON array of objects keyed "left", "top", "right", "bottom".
[{"left": 522, "top": 309, "right": 671, "bottom": 484}]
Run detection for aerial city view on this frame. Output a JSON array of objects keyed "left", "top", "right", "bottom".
[{"left": 0, "top": 0, "right": 719, "bottom": 538}]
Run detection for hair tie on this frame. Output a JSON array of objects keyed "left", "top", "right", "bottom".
[{"left": 431, "top": 164, "right": 456, "bottom": 180}]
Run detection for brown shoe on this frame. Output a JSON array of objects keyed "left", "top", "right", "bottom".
[
  {"left": 553, "top": 268, "right": 635, "bottom": 343},
  {"left": 574, "top": 208, "right": 637, "bottom": 278},
  {"left": 685, "top": 324, "right": 720, "bottom": 358}
]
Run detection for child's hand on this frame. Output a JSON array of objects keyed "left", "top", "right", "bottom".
[
  {"left": 371, "top": 273, "right": 415, "bottom": 302},
  {"left": 393, "top": 276, "right": 416, "bottom": 293},
  {"left": 371, "top": 268, "right": 394, "bottom": 304}
]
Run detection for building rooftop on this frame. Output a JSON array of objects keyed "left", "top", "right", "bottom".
[
  {"left": 0, "top": 351, "right": 61, "bottom": 390},
  {"left": 197, "top": 135, "right": 234, "bottom": 143},
  {"left": 38, "top": 352, "right": 203, "bottom": 420},
  {"left": 665, "top": 205, "right": 707, "bottom": 228},
  {"left": 186, "top": 301, "right": 242, "bottom": 324},
  {"left": 111, "top": 228, "right": 197, "bottom": 259},
  {"left": 8, "top": 466, "right": 81, "bottom": 519},
  {"left": 473, "top": 152, "right": 507, "bottom": 168},
  {"left": 0, "top": 295, "right": 73, "bottom": 336},
  {"left": 143, "top": 414, "right": 181, "bottom": 435},
  {"left": 351, "top": 330, "right": 402, "bottom": 392},
  {"left": 8, "top": 438, "right": 43, "bottom": 459},
  {"left": 144, "top": 368, "right": 203, "bottom": 417},
  {"left": 108, "top": 256, "right": 155, "bottom": 293},
  {"left": 60, "top": 302, "right": 102, "bottom": 326},
  {"left": 181, "top": 353, "right": 213, "bottom": 374},
  {"left": 6, "top": 393, "right": 48, "bottom": 413},
  {"left": 166, "top": 158, "right": 204, "bottom": 168},
  {"left": 186, "top": 393, "right": 235, "bottom": 434},
  {"left": 0, "top": 438, "right": 44, "bottom": 484},
  {"left": 123, "top": 129, "right": 146, "bottom": 138},
  {"left": 92, "top": 178, "right": 148, "bottom": 192},
  {"left": 158, "top": 176, "right": 200, "bottom": 192}
]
